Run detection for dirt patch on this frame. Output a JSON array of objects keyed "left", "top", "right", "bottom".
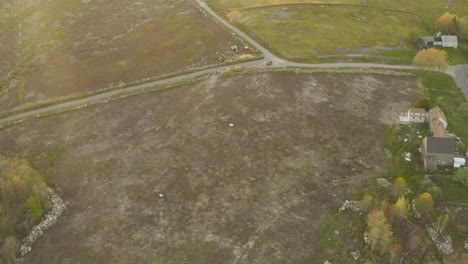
[
  {"left": 0, "top": 0, "right": 245, "bottom": 112},
  {"left": 0, "top": 72, "right": 419, "bottom": 263}
]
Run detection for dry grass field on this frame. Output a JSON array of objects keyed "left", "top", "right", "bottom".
[
  {"left": 0, "top": 0, "right": 246, "bottom": 112},
  {"left": 0, "top": 72, "right": 419, "bottom": 263}
]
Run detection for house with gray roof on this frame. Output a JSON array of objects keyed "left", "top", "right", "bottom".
[
  {"left": 418, "top": 32, "right": 458, "bottom": 49},
  {"left": 422, "top": 137, "right": 455, "bottom": 171}
]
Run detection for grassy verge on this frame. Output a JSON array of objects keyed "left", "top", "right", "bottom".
[
  {"left": 0, "top": 54, "right": 262, "bottom": 121},
  {"left": 421, "top": 72, "right": 468, "bottom": 141},
  {"left": 435, "top": 42, "right": 468, "bottom": 65},
  {"left": 0, "top": 74, "right": 207, "bottom": 131}
]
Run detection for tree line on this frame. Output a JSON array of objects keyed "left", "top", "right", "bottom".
[{"left": 0, "top": 156, "right": 50, "bottom": 264}]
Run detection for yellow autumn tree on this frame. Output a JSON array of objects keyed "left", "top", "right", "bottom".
[
  {"left": 394, "top": 196, "right": 411, "bottom": 218},
  {"left": 436, "top": 12, "right": 460, "bottom": 35},
  {"left": 413, "top": 48, "right": 448, "bottom": 70},
  {"left": 392, "top": 177, "right": 408, "bottom": 197},
  {"left": 367, "top": 209, "right": 393, "bottom": 253},
  {"left": 416, "top": 192, "right": 434, "bottom": 215}
]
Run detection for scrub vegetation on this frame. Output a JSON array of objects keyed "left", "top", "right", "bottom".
[{"left": 0, "top": 156, "right": 50, "bottom": 263}]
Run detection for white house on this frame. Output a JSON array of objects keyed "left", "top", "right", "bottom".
[
  {"left": 408, "top": 108, "right": 426, "bottom": 123},
  {"left": 418, "top": 33, "right": 458, "bottom": 49},
  {"left": 399, "top": 107, "right": 426, "bottom": 123},
  {"left": 441, "top": 35, "right": 458, "bottom": 48}
]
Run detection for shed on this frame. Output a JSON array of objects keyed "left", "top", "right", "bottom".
[
  {"left": 442, "top": 35, "right": 458, "bottom": 48},
  {"left": 454, "top": 157, "right": 466, "bottom": 167}
]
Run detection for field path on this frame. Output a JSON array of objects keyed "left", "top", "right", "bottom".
[{"left": 0, "top": 0, "right": 467, "bottom": 126}]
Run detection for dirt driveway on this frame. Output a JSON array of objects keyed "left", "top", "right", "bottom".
[{"left": 0, "top": 72, "right": 418, "bottom": 263}]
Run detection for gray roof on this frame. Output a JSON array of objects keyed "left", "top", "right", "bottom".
[
  {"left": 442, "top": 35, "right": 458, "bottom": 43},
  {"left": 419, "top": 36, "right": 434, "bottom": 42},
  {"left": 426, "top": 137, "right": 455, "bottom": 154}
]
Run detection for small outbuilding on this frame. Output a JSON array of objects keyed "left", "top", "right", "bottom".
[{"left": 454, "top": 157, "right": 466, "bottom": 168}]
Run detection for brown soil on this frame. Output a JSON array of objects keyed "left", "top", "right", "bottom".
[
  {"left": 0, "top": 0, "right": 245, "bottom": 111},
  {"left": 0, "top": 72, "right": 419, "bottom": 263}
]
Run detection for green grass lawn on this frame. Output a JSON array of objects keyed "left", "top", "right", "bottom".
[
  {"left": 378, "top": 43, "right": 468, "bottom": 64},
  {"left": 211, "top": 0, "right": 468, "bottom": 20},
  {"left": 209, "top": 0, "right": 468, "bottom": 63},
  {"left": 421, "top": 72, "right": 468, "bottom": 141},
  {"left": 228, "top": 5, "right": 428, "bottom": 61},
  {"left": 437, "top": 42, "right": 468, "bottom": 64},
  {"left": 208, "top": 0, "right": 362, "bottom": 11}
]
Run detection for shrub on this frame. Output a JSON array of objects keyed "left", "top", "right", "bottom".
[
  {"left": 453, "top": 169, "right": 468, "bottom": 187},
  {"left": 0, "top": 156, "right": 50, "bottom": 260},
  {"left": 234, "top": 66, "right": 243, "bottom": 72},
  {"left": 412, "top": 98, "right": 431, "bottom": 111},
  {"left": 367, "top": 209, "right": 393, "bottom": 253},
  {"left": 407, "top": 29, "right": 420, "bottom": 45},
  {"left": 360, "top": 194, "right": 374, "bottom": 212},
  {"left": 225, "top": 67, "right": 232, "bottom": 74},
  {"left": 238, "top": 54, "right": 255, "bottom": 61},
  {"left": 27, "top": 196, "right": 51, "bottom": 223},
  {"left": 226, "top": 10, "right": 250, "bottom": 24},
  {"left": 416, "top": 192, "right": 434, "bottom": 215},
  {"left": 389, "top": 243, "right": 402, "bottom": 263},
  {"left": 455, "top": 141, "right": 467, "bottom": 152}
]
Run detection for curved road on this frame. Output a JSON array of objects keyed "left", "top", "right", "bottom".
[
  {"left": 0, "top": 0, "right": 467, "bottom": 126},
  {"left": 447, "top": 64, "right": 468, "bottom": 99},
  {"left": 196, "top": 0, "right": 468, "bottom": 97}
]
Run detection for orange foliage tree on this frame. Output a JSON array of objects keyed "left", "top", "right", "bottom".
[
  {"left": 436, "top": 12, "right": 460, "bottom": 35},
  {"left": 413, "top": 48, "right": 448, "bottom": 70},
  {"left": 367, "top": 209, "right": 394, "bottom": 253}
]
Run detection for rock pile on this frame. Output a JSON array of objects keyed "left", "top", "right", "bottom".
[
  {"left": 339, "top": 200, "right": 361, "bottom": 213},
  {"left": 426, "top": 226, "right": 453, "bottom": 256},
  {"left": 18, "top": 188, "right": 66, "bottom": 257}
]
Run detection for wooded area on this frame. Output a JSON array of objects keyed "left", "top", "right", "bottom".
[{"left": 0, "top": 156, "right": 50, "bottom": 263}]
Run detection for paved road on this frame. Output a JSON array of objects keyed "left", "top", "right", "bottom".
[
  {"left": 195, "top": 0, "right": 283, "bottom": 64},
  {"left": 197, "top": 0, "right": 468, "bottom": 95},
  {"left": 447, "top": 64, "right": 468, "bottom": 99},
  {"left": 1, "top": 0, "right": 467, "bottom": 126}
]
